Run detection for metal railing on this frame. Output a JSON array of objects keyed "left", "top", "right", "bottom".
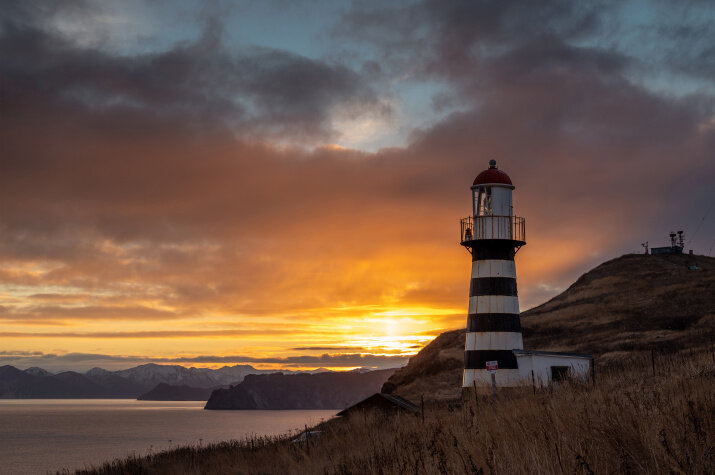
[{"left": 460, "top": 215, "right": 525, "bottom": 243}]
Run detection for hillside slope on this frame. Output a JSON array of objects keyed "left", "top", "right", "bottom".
[{"left": 383, "top": 253, "right": 715, "bottom": 401}]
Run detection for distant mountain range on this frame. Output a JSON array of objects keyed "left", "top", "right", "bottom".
[
  {"left": 116, "top": 363, "right": 266, "bottom": 389},
  {"left": 204, "top": 369, "right": 396, "bottom": 410},
  {"left": 0, "top": 363, "right": 344, "bottom": 399}
]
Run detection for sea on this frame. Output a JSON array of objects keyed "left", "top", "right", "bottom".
[{"left": 0, "top": 399, "right": 336, "bottom": 475}]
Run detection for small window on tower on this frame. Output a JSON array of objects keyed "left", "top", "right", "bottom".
[{"left": 477, "top": 187, "right": 492, "bottom": 216}]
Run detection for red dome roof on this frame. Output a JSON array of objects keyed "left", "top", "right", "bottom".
[{"left": 473, "top": 160, "right": 512, "bottom": 186}]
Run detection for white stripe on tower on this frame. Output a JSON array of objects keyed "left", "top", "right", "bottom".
[
  {"left": 467, "top": 295, "right": 520, "bottom": 315},
  {"left": 465, "top": 332, "right": 523, "bottom": 351},
  {"left": 471, "top": 260, "right": 516, "bottom": 279}
]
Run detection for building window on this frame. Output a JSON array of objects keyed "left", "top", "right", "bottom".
[{"left": 551, "top": 366, "right": 571, "bottom": 382}]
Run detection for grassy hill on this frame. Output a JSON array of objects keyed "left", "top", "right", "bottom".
[{"left": 383, "top": 253, "right": 715, "bottom": 401}]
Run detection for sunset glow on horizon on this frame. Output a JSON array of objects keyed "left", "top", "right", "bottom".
[{"left": 1, "top": 0, "right": 714, "bottom": 372}]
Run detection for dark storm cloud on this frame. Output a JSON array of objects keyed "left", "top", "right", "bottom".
[
  {"left": 633, "top": 1, "right": 715, "bottom": 80},
  {"left": 0, "top": 0, "right": 386, "bottom": 142},
  {"left": 335, "top": 0, "right": 715, "bottom": 293},
  {"left": 340, "top": 0, "right": 715, "bottom": 205},
  {"left": 338, "top": 0, "right": 607, "bottom": 79}
]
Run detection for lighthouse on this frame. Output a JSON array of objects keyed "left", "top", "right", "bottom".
[
  {"left": 459, "top": 161, "right": 593, "bottom": 391},
  {"left": 460, "top": 160, "right": 526, "bottom": 389}
]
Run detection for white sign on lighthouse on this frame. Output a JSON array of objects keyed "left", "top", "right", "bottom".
[{"left": 486, "top": 361, "right": 498, "bottom": 374}]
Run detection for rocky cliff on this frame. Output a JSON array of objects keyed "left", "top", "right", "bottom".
[{"left": 205, "top": 369, "right": 396, "bottom": 410}]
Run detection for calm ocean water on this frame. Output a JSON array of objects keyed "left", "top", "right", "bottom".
[{"left": 0, "top": 399, "right": 336, "bottom": 475}]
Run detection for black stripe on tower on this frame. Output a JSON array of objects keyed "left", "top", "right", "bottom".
[
  {"left": 470, "top": 277, "right": 517, "bottom": 297},
  {"left": 464, "top": 350, "right": 518, "bottom": 369},
  {"left": 471, "top": 240, "right": 517, "bottom": 261},
  {"left": 467, "top": 313, "right": 521, "bottom": 332}
]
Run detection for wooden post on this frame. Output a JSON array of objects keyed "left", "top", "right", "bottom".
[
  {"left": 651, "top": 349, "right": 656, "bottom": 377},
  {"left": 473, "top": 380, "right": 478, "bottom": 408},
  {"left": 491, "top": 373, "right": 497, "bottom": 403},
  {"left": 531, "top": 369, "right": 536, "bottom": 394},
  {"left": 421, "top": 395, "right": 425, "bottom": 424},
  {"left": 304, "top": 424, "right": 309, "bottom": 455},
  {"left": 591, "top": 359, "right": 596, "bottom": 386}
]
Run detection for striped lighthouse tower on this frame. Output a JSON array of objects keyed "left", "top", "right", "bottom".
[{"left": 460, "top": 160, "right": 526, "bottom": 389}]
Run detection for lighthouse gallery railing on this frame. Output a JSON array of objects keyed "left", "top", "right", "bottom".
[{"left": 460, "top": 215, "right": 525, "bottom": 243}]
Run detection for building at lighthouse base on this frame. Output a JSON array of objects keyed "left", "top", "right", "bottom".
[{"left": 463, "top": 349, "right": 593, "bottom": 388}]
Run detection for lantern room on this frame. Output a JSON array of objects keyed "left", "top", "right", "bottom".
[
  {"left": 461, "top": 160, "right": 525, "bottom": 246},
  {"left": 471, "top": 159, "right": 514, "bottom": 217}
]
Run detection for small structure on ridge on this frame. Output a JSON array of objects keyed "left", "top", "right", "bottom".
[{"left": 650, "top": 231, "right": 685, "bottom": 255}]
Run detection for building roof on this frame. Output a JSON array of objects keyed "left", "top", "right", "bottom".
[
  {"left": 512, "top": 349, "right": 593, "bottom": 359},
  {"left": 337, "top": 392, "right": 419, "bottom": 416},
  {"left": 473, "top": 160, "right": 513, "bottom": 186}
]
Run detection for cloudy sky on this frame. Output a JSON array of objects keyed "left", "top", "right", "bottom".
[{"left": 1, "top": 0, "right": 714, "bottom": 372}]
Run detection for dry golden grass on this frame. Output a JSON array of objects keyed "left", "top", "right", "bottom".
[{"left": 67, "top": 348, "right": 714, "bottom": 474}]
